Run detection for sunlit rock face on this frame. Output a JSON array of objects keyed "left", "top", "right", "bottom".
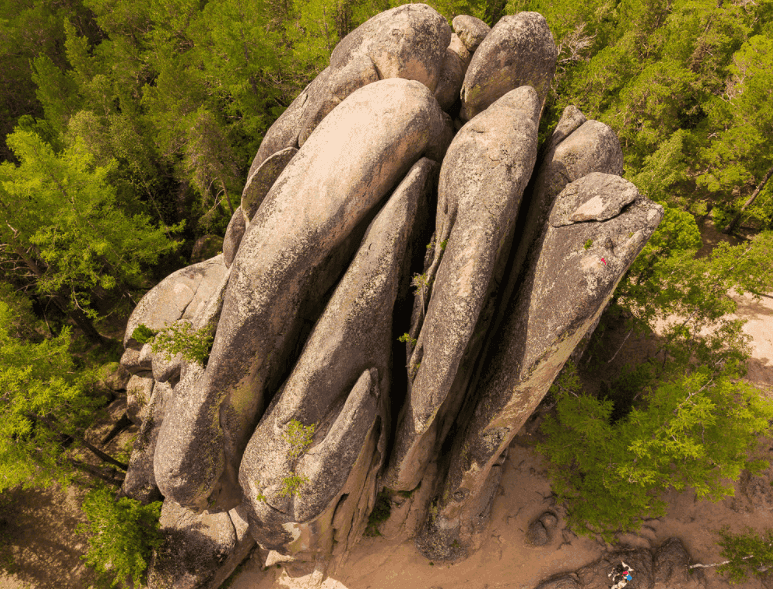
[{"left": 119, "top": 5, "right": 662, "bottom": 586}]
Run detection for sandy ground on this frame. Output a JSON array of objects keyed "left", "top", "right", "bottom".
[
  {"left": 230, "top": 438, "right": 773, "bottom": 589},
  {"left": 0, "top": 399, "right": 136, "bottom": 589},
  {"left": 0, "top": 484, "right": 97, "bottom": 589},
  {"left": 734, "top": 291, "right": 773, "bottom": 390}
]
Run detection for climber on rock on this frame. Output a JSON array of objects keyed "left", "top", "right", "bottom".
[{"left": 608, "top": 561, "right": 634, "bottom": 588}]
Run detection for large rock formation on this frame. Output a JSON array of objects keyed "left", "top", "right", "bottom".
[
  {"left": 118, "top": 5, "right": 662, "bottom": 587},
  {"left": 417, "top": 173, "right": 662, "bottom": 560},
  {"left": 153, "top": 77, "right": 450, "bottom": 514},
  {"left": 460, "top": 12, "right": 557, "bottom": 120},
  {"left": 385, "top": 86, "right": 541, "bottom": 492}
]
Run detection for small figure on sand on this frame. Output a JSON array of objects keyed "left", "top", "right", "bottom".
[{"left": 608, "top": 561, "right": 634, "bottom": 588}]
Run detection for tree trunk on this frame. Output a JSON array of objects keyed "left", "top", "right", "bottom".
[
  {"left": 65, "top": 303, "right": 108, "bottom": 344},
  {"left": 69, "top": 459, "right": 124, "bottom": 486},
  {"left": 74, "top": 431, "right": 129, "bottom": 471},
  {"left": 12, "top": 244, "right": 107, "bottom": 343},
  {"left": 723, "top": 164, "right": 773, "bottom": 234},
  {"left": 35, "top": 414, "right": 128, "bottom": 471},
  {"left": 102, "top": 413, "right": 133, "bottom": 445}
]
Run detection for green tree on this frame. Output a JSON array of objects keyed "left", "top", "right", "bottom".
[
  {"left": 0, "top": 295, "right": 126, "bottom": 492},
  {"left": 715, "top": 527, "right": 773, "bottom": 583},
  {"left": 78, "top": 487, "right": 163, "bottom": 588},
  {"left": 0, "top": 0, "right": 100, "bottom": 162},
  {"left": 619, "top": 225, "right": 773, "bottom": 370},
  {"left": 697, "top": 34, "right": 773, "bottom": 232},
  {"left": 538, "top": 363, "right": 773, "bottom": 540},
  {"left": 0, "top": 129, "right": 179, "bottom": 335},
  {"left": 537, "top": 0, "right": 773, "bottom": 232}
]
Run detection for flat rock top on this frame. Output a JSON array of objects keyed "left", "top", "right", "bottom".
[{"left": 551, "top": 173, "right": 639, "bottom": 227}]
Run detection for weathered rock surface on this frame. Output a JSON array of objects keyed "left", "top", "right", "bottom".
[
  {"left": 460, "top": 13, "right": 557, "bottom": 121},
  {"left": 531, "top": 119, "right": 625, "bottom": 221},
  {"left": 241, "top": 146, "right": 297, "bottom": 222},
  {"left": 297, "top": 60, "right": 381, "bottom": 146},
  {"left": 120, "top": 346, "right": 147, "bottom": 374},
  {"left": 238, "top": 158, "right": 436, "bottom": 556},
  {"left": 121, "top": 253, "right": 230, "bottom": 388},
  {"left": 247, "top": 83, "right": 309, "bottom": 177},
  {"left": 126, "top": 374, "right": 154, "bottom": 425},
  {"left": 122, "top": 381, "right": 172, "bottom": 503},
  {"left": 452, "top": 15, "right": 490, "bottom": 53},
  {"left": 526, "top": 520, "right": 549, "bottom": 546},
  {"left": 117, "top": 9, "right": 666, "bottom": 585},
  {"left": 433, "top": 45, "right": 465, "bottom": 111},
  {"left": 123, "top": 255, "right": 228, "bottom": 350},
  {"left": 329, "top": 4, "right": 451, "bottom": 93},
  {"left": 432, "top": 30, "right": 476, "bottom": 112},
  {"left": 248, "top": 3, "right": 451, "bottom": 177},
  {"left": 419, "top": 173, "right": 663, "bottom": 558},
  {"left": 123, "top": 268, "right": 198, "bottom": 348},
  {"left": 153, "top": 78, "right": 450, "bottom": 512},
  {"left": 151, "top": 263, "right": 231, "bottom": 385},
  {"left": 449, "top": 33, "right": 473, "bottom": 69},
  {"left": 544, "top": 105, "right": 587, "bottom": 153},
  {"left": 98, "top": 361, "right": 132, "bottom": 393},
  {"left": 653, "top": 537, "right": 702, "bottom": 589},
  {"left": 147, "top": 501, "right": 255, "bottom": 589},
  {"left": 385, "top": 86, "right": 540, "bottom": 492},
  {"left": 536, "top": 576, "right": 582, "bottom": 589},
  {"left": 507, "top": 115, "right": 624, "bottom": 306},
  {"left": 222, "top": 208, "right": 246, "bottom": 268}
]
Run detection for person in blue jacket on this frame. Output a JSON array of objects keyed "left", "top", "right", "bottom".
[{"left": 609, "top": 561, "right": 634, "bottom": 588}]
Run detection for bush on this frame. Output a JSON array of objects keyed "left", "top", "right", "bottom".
[
  {"left": 538, "top": 363, "right": 773, "bottom": 541},
  {"left": 716, "top": 527, "right": 773, "bottom": 583},
  {"left": 78, "top": 488, "right": 163, "bottom": 588},
  {"left": 131, "top": 321, "right": 214, "bottom": 365}
]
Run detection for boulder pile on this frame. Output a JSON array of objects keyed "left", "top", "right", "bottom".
[{"left": 118, "top": 5, "right": 663, "bottom": 587}]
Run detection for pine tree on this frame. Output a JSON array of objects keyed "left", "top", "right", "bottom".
[
  {"left": 0, "top": 129, "right": 179, "bottom": 334},
  {"left": 0, "top": 295, "right": 125, "bottom": 492},
  {"left": 78, "top": 487, "right": 163, "bottom": 588}
]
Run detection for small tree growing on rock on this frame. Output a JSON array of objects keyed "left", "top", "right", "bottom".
[
  {"left": 278, "top": 419, "right": 315, "bottom": 497},
  {"left": 689, "top": 527, "right": 773, "bottom": 583}
]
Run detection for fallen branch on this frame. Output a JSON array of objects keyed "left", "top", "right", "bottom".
[
  {"left": 608, "top": 327, "right": 634, "bottom": 363},
  {"left": 688, "top": 554, "right": 769, "bottom": 572},
  {"left": 688, "top": 559, "right": 731, "bottom": 569}
]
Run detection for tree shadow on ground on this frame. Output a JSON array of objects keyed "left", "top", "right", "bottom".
[{"left": 0, "top": 485, "right": 99, "bottom": 589}]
